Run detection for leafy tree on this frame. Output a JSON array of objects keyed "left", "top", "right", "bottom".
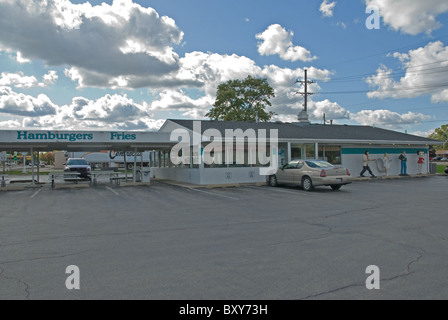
[
  {"left": 429, "top": 124, "right": 448, "bottom": 149},
  {"left": 40, "top": 152, "right": 55, "bottom": 165},
  {"left": 206, "top": 76, "right": 276, "bottom": 122}
]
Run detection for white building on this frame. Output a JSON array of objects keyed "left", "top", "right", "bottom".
[{"left": 0, "top": 119, "right": 442, "bottom": 185}]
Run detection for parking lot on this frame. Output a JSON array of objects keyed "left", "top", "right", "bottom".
[{"left": 1, "top": 175, "right": 447, "bottom": 300}]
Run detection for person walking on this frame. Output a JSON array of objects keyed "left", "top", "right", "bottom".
[
  {"left": 399, "top": 151, "right": 408, "bottom": 176},
  {"left": 360, "top": 150, "right": 376, "bottom": 178}
]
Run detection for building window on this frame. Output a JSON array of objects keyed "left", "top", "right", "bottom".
[
  {"left": 291, "top": 143, "right": 316, "bottom": 160},
  {"left": 319, "top": 145, "right": 341, "bottom": 165}
]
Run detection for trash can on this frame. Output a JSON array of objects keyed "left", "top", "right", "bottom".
[
  {"left": 430, "top": 162, "right": 437, "bottom": 174},
  {"left": 141, "top": 168, "right": 151, "bottom": 183}
]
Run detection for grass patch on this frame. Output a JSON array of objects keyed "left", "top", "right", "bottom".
[
  {"left": 437, "top": 165, "right": 447, "bottom": 174},
  {"left": 1, "top": 170, "right": 50, "bottom": 175}
]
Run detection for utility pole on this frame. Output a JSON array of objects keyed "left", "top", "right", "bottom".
[
  {"left": 296, "top": 69, "right": 314, "bottom": 112},
  {"left": 295, "top": 69, "right": 314, "bottom": 122}
]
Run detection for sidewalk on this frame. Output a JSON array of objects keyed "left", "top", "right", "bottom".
[{"left": 353, "top": 173, "right": 434, "bottom": 181}]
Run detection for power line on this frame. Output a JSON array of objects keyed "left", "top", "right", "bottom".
[
  {"left": 319, "top": 33, "right": 448, "bottom": 69},
  {"left": 318, "top": 82, "right": 448, "bottom": 95},
  {"left": 329, "top": 60, "right": 448, "bottom": 83}
]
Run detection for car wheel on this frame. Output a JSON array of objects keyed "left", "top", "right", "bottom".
[
  {"left": 269, "top": 175, "right": 278, "bottom": 187},
  {"left": 302, "top": 176, "right": 314, "bottom": 191},
  {"left": 331, "top": 185, "right": 342, "bottom": 191}
]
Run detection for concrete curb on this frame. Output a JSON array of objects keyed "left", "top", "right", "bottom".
[
  {"left": 0, "top": 185, "right": 26, "bottom": 191},
  {"left": 353, "top": 174, "right": 433, "bottom": 182},
  {"left": 118, "top": 182, "right": 151, "bottom": 187},
  {"left": 54, "top": 184, "right": 90, "bottom": 190}
]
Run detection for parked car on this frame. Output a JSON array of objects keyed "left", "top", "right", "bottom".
[
  {"left": 441, "top": 157, "right": 448, "bottom": 161},
  {"left": 267, "top": 160, "right": 353, "bottom": 191},
  {"left": 432, "top": 156, "right": 442, "bottom": 161},
  {"left": 64, "top": 158, "right": 91, "bottom": 179},
  {"left": 445, "top": 166, "right": 448, "bottom": 174}
]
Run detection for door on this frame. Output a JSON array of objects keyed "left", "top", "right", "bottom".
[
  {"left": 293, "top": 161, "right": 305, "bottom": 184},
  {"left": 276, "top": 161, "right": 298, "bottom": 184}
]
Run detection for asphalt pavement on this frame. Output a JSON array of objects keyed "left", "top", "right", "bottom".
[{"left": 0, "top": 175, "right": 447, "bottom": 300}]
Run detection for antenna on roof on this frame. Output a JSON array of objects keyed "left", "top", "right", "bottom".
[{"left": 323, "top": 113, "right": 333, "bottom": 125}]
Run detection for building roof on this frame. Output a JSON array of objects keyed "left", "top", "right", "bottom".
[{"left": 167, "top": 119, "right": 440, "bottom": 145}]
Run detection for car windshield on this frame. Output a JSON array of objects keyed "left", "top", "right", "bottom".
[
  {"left": 67, "top": 159, "right": 88, "bottom": 166},
  {"left": 305, "top": 160, "right": 334, "bottom": 168}
]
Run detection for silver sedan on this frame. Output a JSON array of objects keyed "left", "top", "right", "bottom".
[{"left": 268, "top": 160, "right": 353, "bottom": 191}]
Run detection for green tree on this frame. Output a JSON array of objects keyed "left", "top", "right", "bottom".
[
  {"left": 429, "top": 124, "right": 448, "bottom": 149},
  {"left": 206, "top": 76, "right": 276, "bottom": 122},
  {"left": 40, "top": 152, "right": 55, "bottom": 165}
]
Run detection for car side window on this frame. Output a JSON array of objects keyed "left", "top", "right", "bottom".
[
  {"left": 297, "top": 161, "right": 304, "bottom": 169},
  {"left": 283, "top": 162, "right": 298, "bottom": 170}
]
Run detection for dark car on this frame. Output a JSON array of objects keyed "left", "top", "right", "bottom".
[
  {"left": 445, "top": 166, "right": 448, "bottom": 174},
  {"left": 64, "top": 158, "right": 91, "bottom": 179}
]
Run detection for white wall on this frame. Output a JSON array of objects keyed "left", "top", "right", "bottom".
[
  {"left": 200, "top": 167, "right": 266, "bottom": 185},
  {"left": 341, "top": 147, "right": 430, "bottom": 176},
  {"left": 151, "top": 167, "right": 201, "bottom": 185},
  {"left": 151, "top": 167, "right": 266, "bottom": 185}
]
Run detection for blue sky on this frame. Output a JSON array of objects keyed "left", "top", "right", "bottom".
[{"left": 0, "top": 0, "right": 447, "bottom": 136}]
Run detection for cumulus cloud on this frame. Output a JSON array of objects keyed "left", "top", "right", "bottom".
[
  {"left": 320, "top": 0, "right": 337, "bottom": 17},
  {"left": 309, "top": 99, "right": 350, "bottom": 121},
  {"left": 0, "top": 86, "right": 57, "bottom": 117},
  {"left": 0, "top": 0, "right": 184, "bottom": 89},
  {"left": 366, "top": 41, "right": 448, "bottom": 102},
  {"left": 0, "top": 72, "right": 39, "bottom": 89},
  {"left": 68, "top": 94, "right": 149, "bottom": 122},
  {"left": 0, "top": 119, "right": 21, "bottom": 128},
  {"left": 0, "top": 71, "right": 58, "bottom": 89},
  {"left": 147, "top": 52, "right": 332, "bottom": 119},
  {"left": 350, "top": 109, "right": 432, "bottom": 128},
  {"left": 256, "top": 24, "right": 317, "bottom": 62},
  {"left": 365, "top": 0, "right": 448, "bottom": 35},
  {"left": 0, "top": 87, "right": 169, "bottom": 130}
]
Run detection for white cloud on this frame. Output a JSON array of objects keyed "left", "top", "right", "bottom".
[
  {"left": 365, "top": 0, "right": 448, "bottom": 35},
  {"left": 42, "top": 71, "right": 58, "bottom": 86},
  {"left": 320, "top": 1, "right": 337, "bottom": 18},
  {"left": 0, "top": 0, "right": 184, "bottom": 89},
  {"left": 150, "top": 52, "right": 332, "bottom": 119},
  {"left": 0, "top": 71, "right": 58, "bottom": 89},
  {"left": 68, "top": 94, "right": 149, "bottom": 122},
  {"left": 409, "top": 129, "right": 434, "bottom": 138},
  {"left": 0, "top": 86, "right": 57, "bottom": 116},
  {"left": 309, "top": 99, "right": 350, "bottom": 121},
  {"left": 0, "top": 119, "right": 21, "bottom": 128},
  {"left": 0, "top": 72, "right": 38, "bottom": 89},
  {"left": 350, "top": 109, "right": 432, "bottom": 128},
  {"left": 16, "top": 51, "right": 30, "bottom": 64},
  {"left": 256, "top": 24, "right": 317, "bottom": 62},
  {"left": 366, "top": 41, "right": 448, "bottom": 102}
]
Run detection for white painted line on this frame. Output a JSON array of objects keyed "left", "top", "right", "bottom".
[
  {"left": 106, "top": 186, "right": 120, "bottom": 196},
  {"left": 30, "top": 189, "right": 41, "bottom": 199},
  {"left": 186, "top": 187, "right": 239, "bottom": 201},
  {"left": 245, "top": 185, "right": 314, "bottom": 196}
]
